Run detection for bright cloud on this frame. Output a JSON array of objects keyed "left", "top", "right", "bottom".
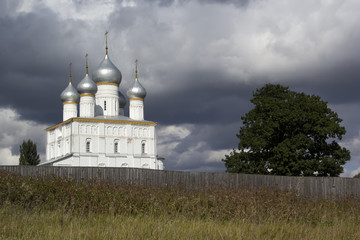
[{"left": 0, "top": 108, "right": 47, "bottom": 165}]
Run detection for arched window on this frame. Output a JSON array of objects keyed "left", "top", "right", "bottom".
[
  {"left": 86, "top": 138, "right": 91, "bottom": 153},
  {"left": 114, "top": 139, "right": 119, "bottom": 153},
  {"left": 141, "top": 141, "right": 146, "bottom": 154}
]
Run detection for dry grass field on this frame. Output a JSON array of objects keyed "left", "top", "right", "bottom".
[{"left": 0, "top": 170, "right": 360, "bottom": 239}]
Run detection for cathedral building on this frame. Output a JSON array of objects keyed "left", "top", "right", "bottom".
[{"left": 40, "top": 39, "right": 164, "bottom": 170}]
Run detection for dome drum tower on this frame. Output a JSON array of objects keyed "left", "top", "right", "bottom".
[
  {"left": 92, "top": 52, "right": 122, "bottom": 117},
  {"left": 60, "top": 63, "right": 80, "bottom": 121},
  {"left": 77, "top": 54, "right": 97, "bottom": 118},
  {"left": 127, "top": 59, "right": 147, "bottom": 121}
]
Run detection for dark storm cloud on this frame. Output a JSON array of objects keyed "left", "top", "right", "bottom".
[
  {"left": 0, "top": 4, "right": 96, "bottom": 125},
  {"left": 0, "top": 0, "right": 21, "bottom": 16},
  {"left": 145, "top": 70, "right": 255, "bottom": 125},
  {"left": 290, "top": 60, "right": 360, "bottom": 105}
]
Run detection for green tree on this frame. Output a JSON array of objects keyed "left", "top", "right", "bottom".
[
  {"left": 353, "top": 173, "right": 360, "bottom": 178},
  {"left": 223, "top": 84, "right": 350, "bottom": 176},
  {"left": 19, "top": 139, "right": 40, "bottom": 165}
]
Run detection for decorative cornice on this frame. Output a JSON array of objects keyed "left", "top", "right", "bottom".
[
  {"left": 46, "top": 119, "right": 72, "bottom": 131},
  {"left": 46, "top": 118, "right": 156, "bottom": 131},
  {"left": 96, "top": 82, "right": 119, "bottom": 86},
  {"left": 63, "top": 102, "right": 77, "bottom": 105},
  {"left": 129, "top": 98, "right": 144, "bottom": 101},
  {"left": 80, "top": 94, "right": 94, "bottom": 97},
  {"left": 75, "top": 118, "right": 156, "bottom": 126}
]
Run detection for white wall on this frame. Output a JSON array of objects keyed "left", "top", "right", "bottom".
[{"left": 46, "top": 121, "right": 163, "bottom": 169}]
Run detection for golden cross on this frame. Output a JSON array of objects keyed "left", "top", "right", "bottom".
[
  {"left": 85, "top": 53, "right": 88, "bottom": 74},
  {"left": 69, "top": 62, "right": 72, "bottom": 83},
  {"left": 135, "top": 59, "right": 138, "bottom": 79},
  {"left": 105, "top": 31, "right": 109, "bottom": 54}
]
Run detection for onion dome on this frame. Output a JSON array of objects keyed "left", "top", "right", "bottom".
[
  {"left": 92, "top": 55, "right": 122, "bottom": 85},
  {"left": 61, "top": 83, "right": 80, "bottom": 103},
  {"left": 92, "top": 34, "right": 121, "bottom": 85},
  {"left": 61, "top": 64, "right": 80, "bottom": 103},
  {"left": 119, "top": 90, "right": 127, "bottom": 108},
  {"left": 77, "top": 54, "right": 97, "bottom": 95},
  {"left": 127, "top": 78, "right": 147, "bottom": 99},
  {"left": 127, "top": 60, "right": 146, "bottom": 99},
  {"left": 77, "top": 74, "right": 97, "bottom": 95}
]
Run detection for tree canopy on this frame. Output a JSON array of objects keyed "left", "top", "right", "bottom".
[
  {"left": 19, "top": 139, "right": 40, "bottom": 166},
  {"left": 223, "top": 84, "right": 350, "bottom": 176},
  {"left": 353, "top": 173, "right": 360, "bottom": 179}
]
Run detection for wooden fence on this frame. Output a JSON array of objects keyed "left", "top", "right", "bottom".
[{"left": 1, "top": 166, "right": 359, "bottom": 199}]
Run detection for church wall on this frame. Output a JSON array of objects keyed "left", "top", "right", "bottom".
[
  {"left": 46, "top": 121, "right": 158, "bottom": 168},
  {"left": 46, "top": 122, "right": 73, "bottom": 161}
]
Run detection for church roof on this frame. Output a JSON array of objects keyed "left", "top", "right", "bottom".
[
  {"left": 77, "top": 74, "right": 97, "bottom": 95},
  {"left": 92, "top": 54, "right": 122, "bottom": 85},
  {"left": 77, "top": 54, "right": 97, "bottom": 95},
  {"left": 92, "top": 33, "right": 122, "bottom": 85},
  {"left": 46, "top": 115, "right": 156, "bottom": 131},
  {"left": 60, "top": 83, "right": 80, "bottom": 103},
  {"left": 60, "top": 64, "right": 80, "bottom": 103},
  {"left": 127, "top": 60, "right": 146, "bottom": 99}
]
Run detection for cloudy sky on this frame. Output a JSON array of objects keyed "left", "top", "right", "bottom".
[{"left": 1, "top": 0, "right": 360, "bottom": 176}]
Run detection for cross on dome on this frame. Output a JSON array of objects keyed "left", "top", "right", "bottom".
[
  {"left": 85, "top": 53, "right": 88, "bottom": 74},
  {"left": 69, "top": 62, "right": 72, "bottom": 83},
  {"left": 105, "top": 31, "right": 109, "bottom": 55},
  {"left": 135, "top": 59, "right": 138, "bottom": 79}
]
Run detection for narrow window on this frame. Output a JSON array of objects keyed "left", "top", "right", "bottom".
[
  {"left": 51, "top": 144, "right": 54, "bottom": 159},
  {"left": 114, "top": 140, "right": 119, "bottom": 153},
  {"left": 66, "top": 139, "right": 69, "bottom": 153},
  {"left": 141, "top": 141, "right": 146, "bottom": 154},
  {"left": 86, "top": 139, "right": 91, "bottom": 153},
  {"left": 104, "top": 100, "right": 107, "bottom": 111}
]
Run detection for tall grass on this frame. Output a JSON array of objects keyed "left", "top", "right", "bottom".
[
  {"left": 1, "top": 206, "right": 360, "bottom": 240},
  {"left": 1, "top": 170, "right": 360, "bottom": 239}
]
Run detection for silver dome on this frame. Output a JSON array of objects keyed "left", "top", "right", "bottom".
[
  {"left": 61, "top": 83, "right": 80, "bottom": 103},
  {"left": 119, "top": 90, "right": 127, "bottom": 108},
  {"left": 127, "top": 78, "right": 147, "bottom": 99},
  {"left": 77, "top": 74, "right": 97, "bottom": 95},
  {"left": 92, "top": 55, "right": 122, "bottom": 85}
]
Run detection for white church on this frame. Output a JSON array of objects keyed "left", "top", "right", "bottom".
[{"left": 39, "top": 38, "right": 164, "bottom": 170}]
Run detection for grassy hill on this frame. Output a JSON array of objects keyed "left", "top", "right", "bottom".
[{"left": 0, "top": 170, "right": 360, "bottom": 239}]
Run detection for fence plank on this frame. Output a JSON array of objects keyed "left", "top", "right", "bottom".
[{"left": 1, "top": 166, "right": 359, "bottom": 199}]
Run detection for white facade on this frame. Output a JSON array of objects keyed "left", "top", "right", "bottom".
[
  {"left": 41, "top": 49, "right": 164, "bottom": 170},
  {"left": 44, "top": 118, "right": 163, "bottom": 169}
]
